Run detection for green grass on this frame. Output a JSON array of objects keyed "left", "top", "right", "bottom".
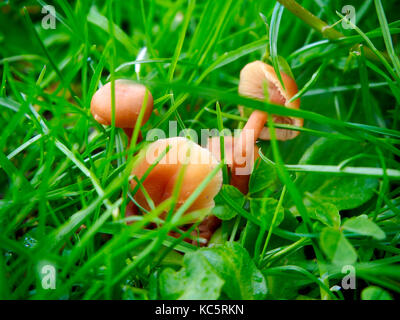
[{"left": 0, "top": 0, "right": 399, "bottom": 300}]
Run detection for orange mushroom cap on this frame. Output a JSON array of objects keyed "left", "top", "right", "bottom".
[
  {"left": 90, "top": 79, "right": 153, "bottom": 129},
  {"left": 130, "top": 137, "right": 223, "bottom": 217},
  {"left": 238, "top": 60, "right": 303, "bottom": 141}
]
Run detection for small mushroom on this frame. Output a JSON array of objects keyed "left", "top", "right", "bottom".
[
  {"left": 130, "top": 137, "right": 223, "bottom": 218},
  {"left": 238, "top": 60, "right": 302, "bottom": 141},
  {"left": 227, "top": 61, "right": 302, "bottom": 193},
  {"left": 90, "top": 79, "right": 154, "bottom": 144}
]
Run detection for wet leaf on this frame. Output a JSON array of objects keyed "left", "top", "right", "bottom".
[
  {"left": 158, "top": 252, "right": 224, "bottom": 300},
  {"left": 361, "top": 286, "right": 392, "bottom": 300},
  {"left": 343, "top": 214, "right": 385, "bottom": 240},
  {"left": 250, "top": 197, "right": 284, "bottom": 229},
  {"left": 307, "top": 202, "right": 340, "bottom": 227},
  {"left": 199, "top": 242, "right": 268, "bottom": 299},
  {"left": 296, "top": 138, "right": 378, "bottom": 210},
  {"left": 214, "top": 185, "right": 246, "bottom": 220},
  {"left": 320, "top": 227, "right": 357, "bottom": 266}
]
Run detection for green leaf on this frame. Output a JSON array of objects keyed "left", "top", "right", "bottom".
[
  {"left": 250, "top": 198, "right": 284, "bottom": 229},
  {"left": 342, "top": 214, "right": 386, "bottom": 240},
  {"left": 214, "top": 185, "right": 246, "bottom": 220},
  {"left": 198, "top": 242, "right": 268, "bottom": 300},
  {"left": 240, "top": 221, "right": 262, "bottom": 257},
  {"left": 307, "top": 202, "right": 340, "bottom": 228},
  {"left": 374, "top": 0, "right": 400, "bottom": 78},
  {"left": 276, "top": 55, "right": 295, "bottom": 79},
  {"left": 361, "top": 286, "right": 393, "bottom": 300},
  {"left": 249, "top": 159, "right": 279, "bottom": 194},
  {"left": 158, "top": 252, "right": 224, "bottom": 300},
  {"left": 296, "top": 138, "right": 378, "bottom": 210},
  {"left": 320, "top": 227, "right": 357, "bottom": 266},
  {"left": 212, "top": 205, "right": 237, "bottom": 221},
  {"left": 269, "top": 2, "right": 285, "bottom": 88}
]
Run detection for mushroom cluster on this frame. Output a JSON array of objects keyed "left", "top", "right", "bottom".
[
  {"left": 91, "top": 80, "right": 223, "bottom": 244},
  {"left": 206, "top": 60, "right": 302, "bottom": 194},
  {"left": 90, "top": 60, "right": 302, "bottom": 245}
]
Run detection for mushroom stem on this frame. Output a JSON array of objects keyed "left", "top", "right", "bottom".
[
  {"left": 230, "top": 173, "right": 250, "bottom": 194},
  {"left": 240, "top": 110, "right": 268, "bottom": 146},
  {"left": 231, "top": 110, "right": 267, "bottom": 194}
]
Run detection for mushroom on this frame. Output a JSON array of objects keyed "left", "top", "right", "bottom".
[
  {"left": 227, "top": 60, "right": 302, "bottom": 193},
  {"left": 238, "top": 60, "right": 302, "bottom": 141},
  {"left": 130, "top": 137, "right": 223, "bottom": 219},
  {"left": 90, "top": 79, "right": 154, "bottom": 144}
]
